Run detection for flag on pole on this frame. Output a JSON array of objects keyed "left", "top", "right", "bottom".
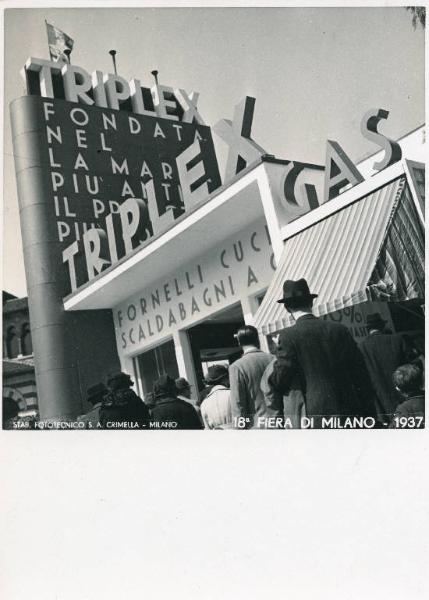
[{"left": 46, "top": 21, "right": 74, "bottom": 62}]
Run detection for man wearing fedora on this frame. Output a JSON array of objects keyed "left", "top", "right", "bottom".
[
  {"left": 360, "top": 312, "right": 417, "bottom": 424},
  {"left": 200, "top": 365, "right": 233, "bottom": 429},
  {"left": 269, "top": 279, "right": 377, "bottom": 428}
]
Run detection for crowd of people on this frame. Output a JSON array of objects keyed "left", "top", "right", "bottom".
[
  {"left": 72, "top": 278, "right": 424, "bottom": 430},
  {"left": 3, "top": 278, "right": 424, "bottom": 430}
]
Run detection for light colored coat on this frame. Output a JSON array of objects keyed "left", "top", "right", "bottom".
[
  {"left": 200, "top": 385, "right": 233, "bottom": 429},
  {"left": 229, "top": 348, "right": 272, "bottom": 428}
]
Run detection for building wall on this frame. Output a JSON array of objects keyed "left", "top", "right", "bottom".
[
  {"left": 70, "top": 310, "right": 122, "bottom": 414},
  {"left": 3, "top": 297, "right": 32, "bottom": 359},
  {"left": 3, "top": 372, "right": 37, "bottom": 412},
  {"left": 113, "top": 218, "right": 275, "bottom": 361},
  {"left": 2, "top": 296, "right": 121, "bottom": 417},
  {"left": 3, "top": 296, "right": 38, "bottom": 413}
]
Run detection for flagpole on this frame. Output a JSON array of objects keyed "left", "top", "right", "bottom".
[
  {"left": 45, "top": 19, "right": 50, "bottom": 60},
  {"left": 109, "top": 50, "right": 117, "bottom": 75}
]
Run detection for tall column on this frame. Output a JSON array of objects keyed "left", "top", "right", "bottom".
[
  {"left": 10, "top": 96, "right": 82, "bottom": 420},
  {"left": 173, "top": 330, "right": 199, "bottom": 403}
]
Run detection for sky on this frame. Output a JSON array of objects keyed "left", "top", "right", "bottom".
[{"left": 2, "top": 4, "right": 425, "bottom": 297}]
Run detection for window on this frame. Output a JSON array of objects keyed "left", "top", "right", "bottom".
[
  {"left": 6, "top": 326, "right": 20, "bottom": 358},
  {"left": 21, "top": 323, "right": 33, "bottom": 356},
  {"left": 137, "top": 339, "right": 179, "bottom": 398}
]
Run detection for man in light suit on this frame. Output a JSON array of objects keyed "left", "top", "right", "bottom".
[
  {"left": 268, "top": 279, "right": 378, "bottom": 428},
  {"left": 229, "top": 325, "right": 273, "bottom": 428}
]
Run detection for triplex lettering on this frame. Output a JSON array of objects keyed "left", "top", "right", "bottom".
[
  {"left": 24, "top": 58, "right": 204, "bottom": 124},
  {"left": 26, "top": 55, "right": 403, "bottom": 293}
]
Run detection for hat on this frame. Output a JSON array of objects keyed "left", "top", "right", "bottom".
[
  {"left": 204, "top": 364, "right": 229, "bottom": 384},
  {"left": 277, "top": 278, "right": 318, "bottom": 305},
  {"left": 106, "top": 372, "right": 132, "bottom": 391},
  {"left": 87, "top": 382, "right": 107, "bottom": 403},
  {"left": 153, "top": 374, "right": 177, "bottom": 399},
  {"left": 175, "top": 377, "right": 190, "bottom": 392},
  {"left": 366, "top": 313, "right": 387, "bottom": 329}
]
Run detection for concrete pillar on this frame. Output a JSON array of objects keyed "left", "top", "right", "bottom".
[
  {"left": 173, "top": 330, "right": 199, "bottom": 403},
  {"left": 257, "top": 168, "right": 285, "bottom": 265},
  {"left": 240, "top": 295, "right": 260, "bottom": 325},
  {"left": 10, "top": 96, "right": 82, "bottom": 420}
]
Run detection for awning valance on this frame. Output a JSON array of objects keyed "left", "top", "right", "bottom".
[{"left": 255, "top": 177, "right": 424, "bottom": 335}]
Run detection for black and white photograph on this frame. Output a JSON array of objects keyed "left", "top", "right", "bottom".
[
  {"left": 2, "top": 3, "right": 425, "bottom": 431},
  {"left": 1, "top": 2, "right": 428, "bottom": 599}
]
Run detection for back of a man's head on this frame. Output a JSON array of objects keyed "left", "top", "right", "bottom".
[
  {"left": 393, "top": 363, "right": 423, "bottom": 396},
  {"left": 235, "top": 325, "right": 260, "bottom": 348},
  {"left": 284, "top": 298, "right": 314, "bottom": 313},
  {"left": 153, "top": 374, "right": 177, "bottom": 400}
]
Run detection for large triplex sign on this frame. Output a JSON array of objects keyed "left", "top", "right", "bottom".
[
  {"left": 45, "top": 99, "right": 221, "bottom": 292},
  {"left": 19, "top": 58, "right": 404, "bottom": 296},
  {"left": 18, "top": 59, "right": 222, "bottom": 294}
]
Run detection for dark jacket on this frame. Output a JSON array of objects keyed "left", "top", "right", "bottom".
[
  {"left": 151, "top": 396, "right": 203, "bottom": 430},
  {"left": 269, "top": 314, "right": 377, "bottom": 427},
  {"left": 99, "top": 389, "right": 150, "bottom": 428},
  {"left": 360, "top": 332, "right": 416, "bottom": 423},
  {"left": 261, "top": 359, "right": 306, "bottom": 428},
  {"left": 390, "top": 395, "right": 425, "bottom": 428}
]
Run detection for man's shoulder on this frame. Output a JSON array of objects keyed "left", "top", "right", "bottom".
[
  {"left": 176, "top": 397, "right": 199, "bottom": 412},
  {"left": 362, "top": 331, "right": 402, "bottom": 347},
  {"left": 204, "top": 387, "right": 230, "bottom": 402},
  {"left": 235, "top": 350, "right": 272, "bottom": 367},
  {"left": 209, "top": 385, "right": 230, "bottom": 395},
  {"left": 322, "top": 319, "right": 351, "bottom": 334},
  {"left": 153, "top": 397, "right": 177, "bottom": 408},
  {"left": 281, "top": 317, "right": 351, "bottom": 340},
  {"left": 78, "top": 405, "right": 101, "bottom": 422}
]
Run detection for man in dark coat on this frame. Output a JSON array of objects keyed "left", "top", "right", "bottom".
[
  {"left": 269, "top": 279, "right": 378, "bottom": 428},
  {"left": 360, "top": 313, "right": 417, "bottom": 425},
  {"left": 151, "top": 375, "right": 203, "bottom": 430},
  {"left": 99, "top": 372, "right": 150, "bottom": 429}
]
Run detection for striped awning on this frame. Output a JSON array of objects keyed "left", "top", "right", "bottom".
[{"left": 255, "top": 177, "right": 417, "bottom": 335}]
